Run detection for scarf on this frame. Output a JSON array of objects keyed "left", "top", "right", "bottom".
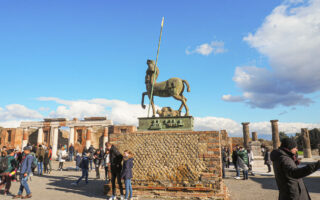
[{"left": 280, "top": 147, "right": 300, "bottom": 165}]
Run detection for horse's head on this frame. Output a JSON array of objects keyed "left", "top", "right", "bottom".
[
  {"left": 147, "top": 59, "right": 156, "bottom": 72},
  {"left": 146, "top": 59, "right": 159, "bottom": 85}
]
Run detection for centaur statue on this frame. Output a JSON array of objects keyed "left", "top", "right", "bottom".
[{"left": 141, "top": 59, "right": 190, "bottom": 117}]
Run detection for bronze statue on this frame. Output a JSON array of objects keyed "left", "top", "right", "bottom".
[
  {"left": 157, "top": 107, "right": 180, "bottom": 117},
  {"left": 141, "top": 60, "right": 190, "bottom": 117}
]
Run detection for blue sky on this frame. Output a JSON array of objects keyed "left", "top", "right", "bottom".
[{"left": 0, "top": 0, "right": 319, "bottom": 136}]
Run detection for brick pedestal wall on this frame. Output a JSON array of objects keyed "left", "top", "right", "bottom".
[{"left": 107, "top": 130, "right": 229, "bottom": 199}]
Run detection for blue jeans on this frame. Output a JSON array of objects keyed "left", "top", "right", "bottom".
[
  {"left": 125, "top": 179, "right": 132, "bottom": 199},
  {"left": 76, "top": 169, "right": 88, "bottom": 184},
  {"left": 69, "top": 153, "right": 73, "bottom": 161},
  {"left": 89, "top": 160, "right": 93, "bottom": 170},
  {"left": 18, "top": 175, "right": 31, "bottom": 195},
  {"left": 37, "top": 162, "right": 43, "bottom": 175}
]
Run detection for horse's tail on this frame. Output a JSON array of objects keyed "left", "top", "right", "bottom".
[{"left": 182, "top": 80, "right": 191, "bottom": 92}]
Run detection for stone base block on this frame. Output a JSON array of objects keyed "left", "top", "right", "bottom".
[{"left": 138, "top": 116, "right": 194, "bottom": 131}]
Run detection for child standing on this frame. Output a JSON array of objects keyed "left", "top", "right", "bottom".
[{"left": 121, "top": 150, "right": 134, "bottom": 200}]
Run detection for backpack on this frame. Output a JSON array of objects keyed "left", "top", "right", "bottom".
[
  {"left": 31, "top": 155, "right": 37, "bottom": 169},
  {"left": 0, "top": 157, "right": 9, "bottom": 172}
]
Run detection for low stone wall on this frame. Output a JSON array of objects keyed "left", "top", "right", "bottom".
[{"left": 106, "top": 130, "right": 229, "bottom": 199}]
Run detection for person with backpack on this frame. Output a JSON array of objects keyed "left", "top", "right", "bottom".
[
  {"left": 29, "top": 151, "right": 37, "bottom": 174},
  {"left": 237, "top": 146, "right": 249, "bottom": 180},
  {"left": 13, "top": 146, "right": 33, "bottom": 199},
  {"left": 1, "top": 149, "right": 17, "bottom": 196},
  {"left": 71, "top": 152, "right": 90, "bottom": 186},
  {"left": 36, "top": 145, "right": 45, "bottom": 175},
  {"left": 43, "top": 148, "right": 50, "bottom": 174}
]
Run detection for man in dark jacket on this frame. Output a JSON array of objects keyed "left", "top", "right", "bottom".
[
  {"left": 232, "top": 145, "right": 240, "bottom": 179},
  {"left": 271, "top": 138, "right": 320, "bottom": 200},
  {"left": 36, "top": 145, "right": 45, "bottom": 175},
  {"left": 106, "top": 142, "right": 124, "bottom": 200},
  {"left": 68, "top": 144, "right": 74, "bottom": 162},
  {"left": 13, "top": 147, "right": 33, "bottom": 199}
]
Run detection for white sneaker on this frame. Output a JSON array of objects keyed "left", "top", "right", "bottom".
[
  {"left": 234, "top": 176, "right": 241, "bottom": 180},
  {"left": 71, "top": 182, "right": 78, "bottom": 186},
  {"left": 120, "top": 195, "right": 124, "bottom": 200},
  {"left": 108, "top": 197, "right": 114, "bottom": 200}
]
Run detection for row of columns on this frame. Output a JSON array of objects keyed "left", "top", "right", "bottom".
[
  {"left": 242, "top": 120, "right": 313, "bottom": 158},
  {"left": 22, "top": 126, "right": 110, "bottom": 158}
]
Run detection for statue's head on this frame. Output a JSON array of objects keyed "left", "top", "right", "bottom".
[{"left": 147, "top": 59, "right": 156, "bottom": 72}]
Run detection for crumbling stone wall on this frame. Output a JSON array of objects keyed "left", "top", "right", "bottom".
[{"left": 108, "top": 130, "right": 228, "bottom": 199}]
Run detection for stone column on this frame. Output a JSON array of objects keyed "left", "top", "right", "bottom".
[
  {"left": 252, "top": 132, "right": 258, "bottom": 141},
  {"left": 103, "top": 127, "right": 109, "bottom": 148},
  {"left": 52, "top": 127, "right": 59, "bottom": 159},
  {"left": 86, "top": 128, "right": 92, "bottom": 149},
  {"left": 301, "top": 128, "right": 312, "bottom": 158},
  {"left": 68, "top": 127, "right": 75, "bottom": 147},
  {"left": 228, "top": 137, "right": 233, "bottom": 152},
  {"left": 37, "top": 127, "right": 43, "bottom": 145},
  {"left": 271, "top": 120, "right": 280, "bottom": 149},
  {"left": 242, "top": 122, "right": 250, "bottom": 149},
  {"left": 22, "top": 128, "right": 29, "bottom": 149}
]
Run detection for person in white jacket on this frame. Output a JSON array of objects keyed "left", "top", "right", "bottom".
[{"left": 103, "top": 150, "right": 110, "bottom": 183}]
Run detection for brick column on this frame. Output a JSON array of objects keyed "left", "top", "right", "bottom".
[
  {"left": 68, "top": 127, "right": 75, "bottom": 147},
  {"left": 228, "top": 137, "right": 233, "bottom": 152},
  {"left": 86, "top": 128, "right": 92, "bottom": 149},
  {"left": 22, "top": 128, "right": 29, "bottom": 149},
  {"left": 103, "top": 127, "right": 109, "bottom": 148},
  {"left": 252, "top": 132, "right": 258, "bottom": 141},
  {"left": 52, "top": 127, "right": 59, "bottom": 159},
  {"left": 301, "top": 128, "right": 312, "bottom": 158},
  {"left": 37, "top": 127, "right": 43, "bottom": 145},
  {"left": 242, "top": 122, "right": 250, "bottom": 149},
  {"left": 270, "top": 120, "right": 280, "bottom": 149}
]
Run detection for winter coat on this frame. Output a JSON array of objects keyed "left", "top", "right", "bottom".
[
  {"left": 75, "top": 155, "right": 81, "bottom": 167},
  {"left": 93, "top": 152, "right": 103, "bottom": 166},
  {"left": 264, "top": 152, "right": 272, "bottom": 165},
  {"left": 43, "top": 150, "right": 50, "bottom": 165},
  {"left": 36, "top": 147, "right": 45, "bottom": 162},
  {"left": 79, "top": 156, "right": 89, "bottom": 170},
  {"left": 4, "top": 156, "right": 17, "bottom": 173},
  {"left": 271, "top": 148, "right": 320, "bottom": 200},
  {"left": 121, "top": 157, "right": 134, "bottom": 180},
  {"left": 58, "top": 150, "right": 64, "bottom": 162},
  {"left": 232, "top": 150, "right": 238, "bottom": 164},
  {"left": 221, "top": 149, "right": 227, "bottom": 163},
  {"left": 109, "top": 145, "right": 123, "bottom": 172},
  {"left": 20, "top": 154, "right": 33, "bottom": 175},
  {"left": 237, "top": 150, "right": 249, "bottom": 166}
]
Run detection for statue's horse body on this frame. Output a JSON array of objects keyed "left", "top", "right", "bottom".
[{"left": 141, "top": 60, "right": 190, "bottom": 117}]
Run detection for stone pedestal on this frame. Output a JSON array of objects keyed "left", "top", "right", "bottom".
[
  {"left": 271, "top": 120, "right": 280, "bottom": 149},
  {"left": 302, "top": 128, "right": 312, "bottom": 158},
  {"left": 249, "top": 141, "right": 262, "bottom": 157},
  {"left": 242, "top": 122, "right": 250, "bottom": 149},
  {"left": 138, "top": 116, "right": 194, "bottom": 131}
]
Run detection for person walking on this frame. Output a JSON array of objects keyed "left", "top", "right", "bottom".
[
  {"left": 88, "top": 145, "right": 95, "bottom": 171},
  {"left": 71, "top": 152, "right": 89, "bottom": 186},
  {"left": 43, "top": 148, "right": 50, "bottom": 174},
  {"left": 106, "top": 142, "right": 124, "bottom": 200},
  {"left": 13, "top": 147, "right": 33, "bottom": 199},
  {"left": 48, "top": 146, "right": 52, "bottom": 173},
  {"left": 232, "top": 146, "right": 240, "bottom": 179},
  {"left": 264, "top": 147, "right": 272, "bottom": 173},
  {"left": 237, "top": 146, "right": 249, "bottom": 180},
  {"left": 93, "top": 149, "right": 103, "bottom": 179},
  {"left": 271, "top": 138, "right": 320, "bottom": 200},
  {"left": 2, "top": 149, "right": 17, "bottom": 196},
  {"left": 121, "top": 150, "right": 134, "bottom": 200},
  {"left": 68, "top": 144, "right": 74, "bottom": 162},
  {"left": 75, "top": 153, "right": 81, "bottom": 171},
  {"left": 36, "top": 145, "right": 45, "bottom": 175},
  {"left": 221, "top": 147, "right": 227, "bottom": 178}
]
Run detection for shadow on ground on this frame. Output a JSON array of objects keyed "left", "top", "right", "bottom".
[
  {"left": 41, "top": 174, "right": 107, "bottom": 199},
  {"left": 250, "top": 176, "right": 320, "bottom": 194}
]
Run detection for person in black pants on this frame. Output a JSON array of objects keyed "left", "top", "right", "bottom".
[
  {"left": 93, "top": 149, "right": 103, "bottom": 179},
  {"left": 106, "top": 142, "right": 124, "bottom": 200}
]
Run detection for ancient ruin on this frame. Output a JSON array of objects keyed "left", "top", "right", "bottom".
[
  {"left": 301, "top": 128, "right": 312, "bottom": 158},
  {"left": 270, "top": 120, "right": 280, "bottom": 149},
  {"left": 241, "top": 122, "right": 250, "bottom": 149}
]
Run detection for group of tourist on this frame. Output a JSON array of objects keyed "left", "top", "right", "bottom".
[{"left": 71, "top": 142, "right": 134, "bottom": 200}]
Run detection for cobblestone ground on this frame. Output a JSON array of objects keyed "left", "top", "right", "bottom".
[
  {"left": 1, "top": 161, "right": 108, "bottom": 200},
  {"left": 224, "top": 167, "right": 320, "bottom": 200}
]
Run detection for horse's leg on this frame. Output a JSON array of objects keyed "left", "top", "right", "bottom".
[
  {"left": 182, "top": 95, "right": 189, "bottom": 116},
  {"left": 173, "top": 95, "right": 186, "bottom": 116},
  {"left": 151, "top": 96, "right": 156, "bottom": 117},
  {"left": 141, "top": 92, "right": 148, "bottom": 109}
]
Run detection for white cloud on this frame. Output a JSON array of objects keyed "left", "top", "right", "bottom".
[
  {"left": 0, "top": 104, "right": 43, "bottom": 121},
  {"left": 221, "top": 94, "right": 245, "bottom": 102},
  {"left": 186, "top": 41, "right": 227, "bottom": 56},
  {"left": 224, "top": 0, "right": 320, "bottom": 108}
]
